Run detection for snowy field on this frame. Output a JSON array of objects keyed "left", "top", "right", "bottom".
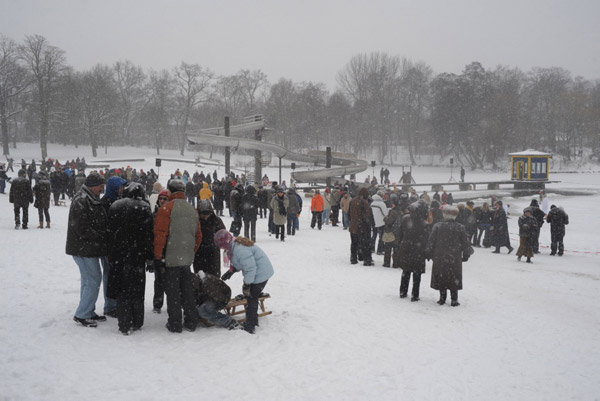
[{"left": 1, "top": 143, "right": 600, "bottom": 401}]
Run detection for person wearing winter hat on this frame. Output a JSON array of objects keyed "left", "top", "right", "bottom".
[
  {"left": 9, "top": 169, "right": 33, "bottom": 229},
  {"left": 66, "top": 170, "right": 110, "bottom": 327},
  {"left": 490, "top": 200, "right": 513, "bottom": 254},
  {"left": 101, "top": 176, "right": 127, "bottom": 215},
  {"left": 154, "top": 178, "right": 202, "bottom": 332},
  {"left": 426, "top": 205, "right": 473, "bottom": 306},
  {"left": 33, "top": 171, "right": 52, "bottom": 228},
  {"left": 215, "top": 229, "right": 274, "bottom": 334},
  {"left": 193, "top": 199, "right": 226, "bottom": 277},
  {"left": 546, "top": 205, "right": 569, "bottom": 256},
  {"left": 528, "top": 198, "right": 545, "bottom": 254},
  {"left": 149, "top": 189, "right": 171, "bottom": 314},
  {"left": 271, "top": 186, "right": 288, "bottom": 241},
  {"left": 516, "top": 207, "right": 537, "bottom": 263}
]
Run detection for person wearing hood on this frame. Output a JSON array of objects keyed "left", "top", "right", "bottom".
[
  {"left": 33, "top": 171, "right": 52, "bottom": 228},
  {"left": 107, "top": 183, "right": 154, "bottom": 334},
  {"left": 426, "top": 205, "right": 474, "bottom": 307},
  {"left": 215, "top": 229, "right": 274, "bottom": 334},
  {"left": 529, "top": 199, "right": 546, "bottom": 254},
  {"left": 397, "top": 200, "right": 430, "bottom": 301},
  {"left": 229, "top": 183, "right": 244, "bottom": 236},
  {"left": 101, "top": 176, "right": 127, "bottom": 215},
  {"left": 271, "top": 186, "right": 289, "bottom": 241},
  {"left": 491, "top": 200, "right": 514, "bottom": 254},
  {"left": 546, "top": 205, "right": 569, "bottom": 256},
  {"left": 286, "top": 188, "right": 300, "bottom": 236},
  {"left": 349, "top": 187, "right": 374, "bottom": 266},
  {"left": 10, "top": 169, "right": 34, "bottom": 229},
  {"left": 516, "top": 207, "right": 537, "bottom": 263},
  {"left": 241, "top": 185, "right": 258, "bottom": 242},
  {"left": 370, "top": 192, "right": 388, "bottom": 255},
  {"left": 199, "top": 181, "right": 213, "bottom": 200}
]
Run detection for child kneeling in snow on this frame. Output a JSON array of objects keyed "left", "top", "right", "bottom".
[
  {"left": 214, "top": 229, "right": 274, "bottom": 334},
  {"left": 194, "top": 271, "right": 240, "bottom": 330}
]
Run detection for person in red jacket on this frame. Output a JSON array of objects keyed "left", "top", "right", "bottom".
[
  {"left": 310, "top": 189, "right": 324, "bottom": 230},
  {"left": 153, "top": 179, "right": 202, "bottom": 333}
]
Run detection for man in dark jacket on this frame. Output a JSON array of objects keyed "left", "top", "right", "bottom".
[
  {"left": 426, "top": 205, "right": 474, "bottom": 306},
  {"left": 529, "top": 199, "right": 546, "bottom": 254},
  {"left": 546, "top": 205, "right": 569, "bottom": 256},
  {"left": 286, "top": 188, "right": 300, "bottom": 236},
  {"left": 349, "top": 187, "right": 374, "bottom": 266},
  {"left": 397, "top": 200, "right": 430, "bottom": 301},
  {"left": 229, "top": 183, "right": 244, "bottom": 236},
  {"left": 33, "top": 171, "right": 52, "bottom": 228},
  {"left": 194, "top": 199, "right": 226, "bottom": 277},
  {"left": 194, "top": 271, "right": 239, "bottom": 329},
  {"left": 9, "top": 169, "right": 33, "bottom": 229},
  {"left": 491, "top": 201, "right": 513, "bottom": 254},
  {"left": 242, "top": 185, "right": 259, "bottom": 241},
  {"left": 107, "top": 183, "right": 154, "bottom": 335},
  {"left": 66, "top": 172, "right": 114, "bottom": 327}
]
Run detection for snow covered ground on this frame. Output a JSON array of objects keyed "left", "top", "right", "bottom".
[{"left": 1, "top": 143, "right": 599, "bottom": 401}]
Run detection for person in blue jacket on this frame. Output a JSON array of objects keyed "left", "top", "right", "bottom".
[{"left": 214, "top": 229, "right": 274, "bottom": 334}]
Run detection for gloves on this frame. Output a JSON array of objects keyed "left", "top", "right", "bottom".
[
  {"left": 462, "top": 254, "right": 470, "bottom": 262},
  {"left": 153, "top": 259, "right": 166, "bottom": 274},
  {"left": 145, "top": 260, "right": 154, "bottom": 273},
  {"left": 242, "top": 283, "right": 251, "bottom": 298},
  {"left": 221, "top": 267, "right": 235, "bottom": 281}
]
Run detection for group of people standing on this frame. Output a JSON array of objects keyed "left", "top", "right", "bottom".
[{"left": 66, "top": 171, "right": 274, "bottom": 335}]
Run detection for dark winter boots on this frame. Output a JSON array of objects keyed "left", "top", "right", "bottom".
[{"left": 438, "top": 290, "right": 447, "bottom": 305}]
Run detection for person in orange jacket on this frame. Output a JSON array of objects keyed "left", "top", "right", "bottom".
[{"left": 310, "top": 189, "right": 324, "bottom": 230}]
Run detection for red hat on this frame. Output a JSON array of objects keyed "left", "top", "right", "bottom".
[{"left": 159, "top": 189, "right": 171, "bottom": 197}]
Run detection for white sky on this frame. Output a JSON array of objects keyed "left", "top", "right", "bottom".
[{"left": 2, "top": 0, "right": 599, "bottom": 90}]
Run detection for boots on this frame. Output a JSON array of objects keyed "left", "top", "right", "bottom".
[
  {"left": 526, "top": 257, "right": 532, "bottom": 263},
  {"left": 517, "top": 256, "right": 522, "bottom": 261},
  {"left": 507, "top": 246, "right": 514, "bottom": 254},
  {"left": 492, "top": 247, "right": 500, "bottom": 254},
  {"left": 38, "top": 222, "right": 44, "bottom": 229},
  {"left": 450, "top": 290, "right": 460, "bottom": 306},
  {"left": 437, "top": 290, "right": 447, "bottom": 305},
  {"left": 46, "top": 222, "right": 50, "bottom": 229}
]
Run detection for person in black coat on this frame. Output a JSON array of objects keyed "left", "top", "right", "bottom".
[
  {"left": 257, "top": 186, "right": 268, "bottom": 218},
  {"left": 194, "top": 199, "right": 226, "bottom": 277},
  {"left": 33, "top": 171, "right": 52, "bottom": 228},
  {"left": 474, "top": 202, "right": 493, "bottom": 247},
  {"left": 426, "top": 205, "right": 473, "bottom": 306},
  {"left": 185, "top": 180, "right": 196, "bottom": 207},
  {"left": 396, "top": 200, "right": 430, "bottom": 301},
  {"left": 9, "top": 169, "right": 33, "bottom": 229},
  {"left": 491, "top": 200, "right": 513, "bottom": 254},
  {"left": 529, "top": 199, "right": 546, "bottom": 253},
  {"left": 241, "top": 185, "right": 259, "bottom": 241},
  {"left": 212, "top": 181, "right": 224, "bottom": 216},
  {"left": 516, "top": 207, "right": 537, "bottom": 263},
  {"left": 546, "top": 205, "right": 569, "bottom": 256},
  {"left": 229, "top": 183, "right": 244, "bottom": 235},
  {"left": 107, "top": 183, "right": 154, "bottom": 335}
]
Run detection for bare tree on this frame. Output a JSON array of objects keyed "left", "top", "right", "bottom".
[
  {"left": 19, "top": 34, "right": 66, "bottom": 159},
  {"left": 0, "top": 35, "right": 29, "bottom": 155},
  {"left": 141, "top": 70, "right": 174, "bottom": 155},
  {"left": 173, "top": 62, "right": 213, "bottom": 155},
  {"left": 113, "top": 60, "right": 147, "bottom": 144},
  {"left": 236, "top": 69, "right": 269, "bottom": 114}
]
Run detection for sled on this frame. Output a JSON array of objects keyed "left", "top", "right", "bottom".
[{"left": 198, "top": 295, "right": 272, "bottom": 327}]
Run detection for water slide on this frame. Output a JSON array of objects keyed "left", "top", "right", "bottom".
[{"left": 186, "top": 121, "right": 368, "bottom": 183}]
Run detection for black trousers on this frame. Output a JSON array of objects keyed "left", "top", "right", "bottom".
[
  {"left": 37, "top": 207, "right": 50, "bottom": 223},
  {"left": 53, "top": 192, "right": 60, "bottom": 206},
  {"left": 153, "top": 267, "right": 165, "bottom": 309},
  {"left": 164, "top": 266, "right": 198, "bottom": 331},
  {"left": 274, "top": 224, "right": 285, "bottom": 241},
  {"left": 244, "top": 218, "right": 256, "bottom": 241},
  {"left": 331, "top": 206, "right": 340, "bottom": 225},
  {"left": 245, "top": 280, "right": 268, "bottom": 332},
  {"left": 311, "top": 211, "right": 322, "bottom": 229},
  {"left": 400, "top": 270, "right": 422, "bottom": 298},
  {"left": 551, "top": 232, "right": 565, "bottom": 255},
  {"left": 14, "top": 205, "right": 29, "bottom": 227},
  {"left": 116, "top": 264, "right": 146, "bottom": 332}
]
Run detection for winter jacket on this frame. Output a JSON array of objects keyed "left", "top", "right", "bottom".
[
  {"left": 286, "top": 189, "right": 300, "bottom": 215},
  {"left": 340, "top": 195, "right": 352, "bottom": 213},
  {"left": 33, "top": 179, "right": 51, "bottom": 209},
  {"left": 230, "top": 242, "right": 274, "bottom": 284},
  {"left": 491, "top": 207, "right": 511, "bottom": 248},
  {"left": 322, "top": 192, "right": 331, "bottom": 211},
  {"left": 370, "top": 194, "right": 388, "bottom": 228},
  {"left": 229, "top": 187, "right": 243, "bottom": 214},
  {"left": 257, "top": 188, "right": 268, "bottom": 208},
  {"left": 396, "top": 200, "right": 430, "bottom": 273},
  {"left": 185, "top": 181, "right": 197, "bottom": 197},
  {"left": 426, "top": 220, "right": 473, "bottom": 291},
  {"left": 199, "top": 182, "right": 213, "bottom": 200},
  {"left": 518, "top": 212, "right": 538, "bottom": 247},
  {"left": 311, "top": 193, "right": 324, "bottom": 212},
  {"left": 197, "top": 274, "right": 232, "bottom": 306},
  {"left": 194, "top": 212, "right": 226, "bottom": 277},
  {"left": 271, "top": 193, "right": 289, "bottom": 225},
  {"left": 348, "top": 188, "right": 373, "bottom": 234},
  {"left": 546, "top": 206, "right": 569, "bottom": 237},
  {"left": 106, "top": 183, "right": 154, "bottom": 299},
  {"left": 241, "top": 186, "right": 259, "bottom": 221},
  {"left": 9, "top": 175, "right": 33, "bottom": 207},
  {"left": 65, "top": 185, "right": 108, "bottom": 257},
  {"left": 429, "top": 200, "right": 444, "bottom": 225},
  {"left": 153, "top": 192, "right": 202, "bottom": 267}
]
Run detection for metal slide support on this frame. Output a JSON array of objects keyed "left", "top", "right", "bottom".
[{"left": 225, "top": 117, "right": 230, "bottom": 176}]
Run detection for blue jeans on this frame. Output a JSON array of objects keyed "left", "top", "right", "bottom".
[
  {"left": 73, "top": 256, "right": 116, "bottom": 318},
  {"left": 198, "top": 300, "right": 235, "bottom": 327},
  {"left": 342, "top": 211, "right": 349, "bottom": 228},
  {"left": 322, "top": 209, "right": 330, "bottom": 225}
]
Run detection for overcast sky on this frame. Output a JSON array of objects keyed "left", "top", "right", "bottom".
[{"left": 2, "top": 0, "right": 599, "bottom": 90}]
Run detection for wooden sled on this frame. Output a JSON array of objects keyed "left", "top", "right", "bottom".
[{"left": 198, "top": 295, "right": 272, "bottom": 327}]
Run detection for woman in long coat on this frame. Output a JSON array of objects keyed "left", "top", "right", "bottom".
[
  {"left": 490, "top": 200, "right": 513, "bottom": 254},
  {"left": 426, "top": 205, "right": 473, "bottom": 306},
  {"left": 396, "top": 200, "right": 430, "bottom": 301},
  {"left": 516, "top": 207, "right": 537, "bottom": 263}
]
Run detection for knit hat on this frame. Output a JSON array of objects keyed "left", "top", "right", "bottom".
[
  {"left": 530, "top": 199, "right": 539, "bottom": 207},
  {"left": 85, "top": 172, "right": 105, "bottom": 187},
  {"left": 158, "top": 189, "right": 171, "bottom": 198},
  {"left": 441, "top": 205, "right": 459, "bottom": 220},
  {"left": 167, "top": 179, "right": 185, "bottom": 193},
  {"left": 214, "top": 229, "right": 233, "bottom": 253}
]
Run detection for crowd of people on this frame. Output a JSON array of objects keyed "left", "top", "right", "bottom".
[{"left": 2, "top": 157, "right": 571, "bottom": 330}]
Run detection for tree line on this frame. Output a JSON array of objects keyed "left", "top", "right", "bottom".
[{"left": 1, "top": 34, "right": 599, "bottom": 166}]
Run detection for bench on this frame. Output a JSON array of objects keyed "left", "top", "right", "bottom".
[{"left": 198, "top": 295, "right": 272, "bottom": 327}]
